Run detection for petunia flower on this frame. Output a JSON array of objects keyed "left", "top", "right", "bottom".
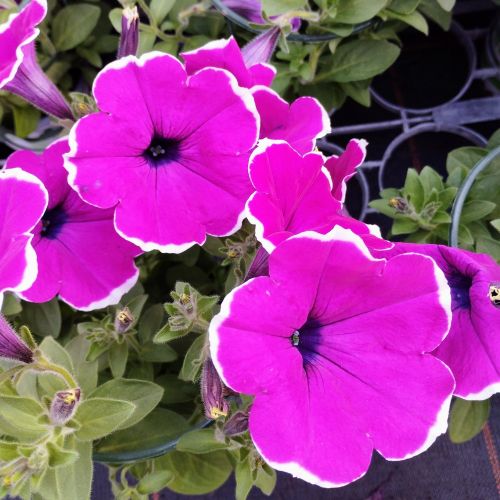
[
  {"left": 0, "top": 312, "right": 33, "bottom": 364},
  {"left": 251, "top": 87, "right": 330, "bottom": 154},
  {"left": 373, "top": 242, "right": 500, "bottom": 400},
  {"left": 182, "top": 38, "right": 330, "bottom": 152},
  {"left": 182, "top": 36, "right": 276, "bottom": 89},
  {"left": 5, "top": 139, "right": 140, "bottom": 311},
  {"left": 0, "top": 167, "right": 47, "bottom": 302},
  {"left": 325, "top": 138, "right": 367, "bottom": 203},
  {"left": 0, "top": 0, "right": 72, "bottom": 119},
  {"left": 49, "top": 388, "right": 81, "bottom": 425},
  {"left": 210, "top": 226, "right": 455, "bottom": 487},
  {"left": 246, "top": 140, "right": 389, "bottom": 254},
  {"left": 65, "top": 52, "right": 260, "bottom": 253}
]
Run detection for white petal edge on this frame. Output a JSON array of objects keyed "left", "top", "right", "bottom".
[
  {"left": 0, "top": 168, "right": 48, "bottom": 293},
  {"left": 0, "top": 0, "right": 47, "bottom": 88},
  {"left": 59, "top": 266, "right": 139, "bottom": 312}
]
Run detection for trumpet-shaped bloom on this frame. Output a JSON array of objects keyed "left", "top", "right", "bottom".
[
  {"left": 251, "top": 87, "right": 330, "bottom": 154},
  {"left": 0, "top": 168, "right": 47, "bottom": 299},
  {"left": 6, "top": 139, "right": 140, "bottom": 310},
  {"left": 0, "top": 313, "right": 33, "bottom": 364},
  {"left": 210, "top": 227, "right": 454, "bottom": 487},
  {"left": 182, "top": 38, "right": 329, "bottom": 152},
  {"left": 325, "top": 138, "right": 367, "bottom": 203},
  {"left": 182, "top": 37, "right": 276, "bottom": 89},
  {"left": 0, "top": 0, "right": 72, "bottom": 119},
  {"left": 374, "top": 242, "right": 500, "bottom": 400},
  {"left": 65, "top": 52, "right": 260, "bottom": 253},
  {"left": 246, "top": 140, "right": 389, "bottom": 253}
]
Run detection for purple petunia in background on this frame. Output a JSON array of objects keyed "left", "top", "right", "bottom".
[
  {"left": 210, "top": 226, "right": 455, "bottom": 487},
  {"left": 0, "top": 168, "right": 47, "bottom": 305},
  {"left": 65, "top": 52, "right": 260, "bottom": 253},
  {"left": 6, "top": 139, "right": 140, "bottom": 310},
  {"left": 373, "top": 242, "right": 500, "bottom": 400},
  {"left": 0, "top": 0, "right": 72, "bottom": 119}
]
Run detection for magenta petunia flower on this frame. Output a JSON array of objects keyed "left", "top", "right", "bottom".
[
  {"left": 246, "top": 140, "right": 389, "bottom": 253},
  {"left": 6, "top": 139, "right": 140, "bottom": 311},
  {"left": 373, "top": 242, "right": 500, "bottom": 400},
  {"left": 325, "top": 138, "right": 367, "bottom": 203},
  {"left": 182, "top": 37, "right": 276, "bottom": 89},
  {"left": 0, "top": 167, "right": 47, "bottom": 303},
  {"left": 65, "top": 52, "right": 260, "bottom": 253},
  {"left": 0, "top": 0, "right": 72, "bottom": 119},
  {"left": 210, "top": 227, "right": 454, "bottom": 487},
  {"left": 182, "top": 38, "right": 329, "bottom": 152},
  {"left": 251, "top": 87, "right": 330, "bottom": 154}
]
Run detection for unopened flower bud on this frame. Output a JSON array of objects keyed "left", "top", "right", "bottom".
[
  {"left": 117, "top": 6, "right": 139, "bottom": 58},
  {"left": 49, "top": 388, "right": 81, "bottom": 426},
  {"left": 242, "top": 26, "right": 280, "bottom": 67},
  {"left": 0, "top": 313, "right": 33, "bottom": 364},
  {"left": 223, "top": 409, "right": 249, "bottom": 436},
  {"left": 114, "top": 307, "right": 134, "bottom": 334},
  {"left": 388, "top": 197, "right": 410, "bottom": 214},
  {"left": 201, "top": 358, "right": 229, "bottom": 420}
]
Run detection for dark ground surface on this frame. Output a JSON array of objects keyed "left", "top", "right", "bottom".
[{"left": 91, "top": 1, "right": 500, "bottom": 498}]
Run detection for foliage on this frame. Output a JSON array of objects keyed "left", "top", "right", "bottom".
[{"left": 370, "top": 129, "right": 500, "bottom": 261}]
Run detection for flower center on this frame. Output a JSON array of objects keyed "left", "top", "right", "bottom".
[
  {"left": 291, "top": 330, "right": 300, "bottom": 347},
  {"left": 448, "top": 273, "right": 472, "bottom": 310},
  {"left": 41, "top": 205, "right": 67, "bottom": 239},
  {"left": 144, "top": 136, "right": 181, "bottom": 167}
]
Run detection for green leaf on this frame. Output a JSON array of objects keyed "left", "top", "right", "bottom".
[
  {"left": 39, "top": 336, "right": 74, "bottom": 373},
  {"left": 262, "top": 0, "right": 306, "bottom": 16},
  {"left": 403, "top": 169, "right": 425, "bottom": 211},
  {"left": 140, "top": 341, "right": 178, "bottom": 363},
  {"left": 37, "top": 437, "right": 92, "bottom": 500},
  {"left": 95, "top": 408, "right": 189, "bottom": 454},
  {"left": 176, "top": 429, "right": 228, "bottom": 454},
  {"left": 369, "top": 198, "right": 398, "bottom": 218},
  {"left": 323, "top": 39, "right": 400, "bottom": 83},
  {"left": 157, "top": 374, "right": 198, "bottom": 405},
  {"left": 431, "top": 211, "right": 451, "bottom": 224},
  {"left": 459, "top": 200, "right": 496, "bottom": 223},
  {"left": 476, "top": 237, "right": 500, "bottom": 262},
  {"left": 179, "top": 334, "right": 206, "bottom": 382},
  {"left": 21, "top": 298, "right": 61, "bottom": 338},
  {"left": 449, "top": 398, "right": 490, "bottom": 443},
  {"left": 458, "top": 224, "right": 474, "bottom": 248},
  {"left": 0, "top": 440, "right": 19, "bottom": 462},
  {"left": 154, "top": 324, "right": 190, "bottom": 343},
  {"left": 150, "top": 0, "right": 176, "bottom": 23},
  {"left": 12, "top": 106, "right": 40, "bottom": 138},
  {"left": 339, "top": 80, "right": 371, "bottom": 107},
  {"left": 52, "top": 4, "right": 101, "bottom": 51},
  {"left": 490, "top": 219, "right": 500, "bottom": 233},
  {"left": 392, "top": 218, "right": 419, "bottom": 235},
  {"left": 0, "top": 395, "right": 46, "bottom": 439},
  {"left": 137, "top": 470, "right": 173, "bottom": 495},
  {"left": 235, "top": 458, "right": 253, "bottom": 500},
  {"left": 438, "top": 187, "right": 457, "bottom": 208},
  {"left": 436, "top": 0, "right": 455, "bottom": 11},
  {"left": 138, "top": 304, "right": 164, "bottom": 343},
  {"left": 89, "top": 378, "right": 163, "bottom": 430},
  {"left": 386, "top": 9, "right": 428, "bottom": 34},
  {"left": 418, "top": 0, "right": 452, "bottom": 30},
  {"left": 155, "top": 450, "right": 233, "bottom": 495},
  {"left": 109, "top": 8, "right": 122, "bottom": 33},
  {"left": 46, "top": 442, "right": 79, "bottom": 468},
  {"left": 390, "top": 0, "right": 421, "bottom": 14},
  {"left": 1, "top": 293, "right": 22, "bottom": 316},
  {"left": 108, "top": 340, "right": 128, "bottom": 378},
  {"left": 419, "top": 166, "right": 444, "bottom": 195},
  {"left": 334, "top": 0, "right": 386, "bottom": 23},
  {"left": 64, "top": 335, "right": 98, "bottom": 395},
  {"left": 74, "top": 398, "right": 135, "bottom": 441},
  {"left": 254, "top": 465, "right": 277, "bottom": 496},
  {"left": 446, "top": 146, "right": 485, "bottom": 174}
]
